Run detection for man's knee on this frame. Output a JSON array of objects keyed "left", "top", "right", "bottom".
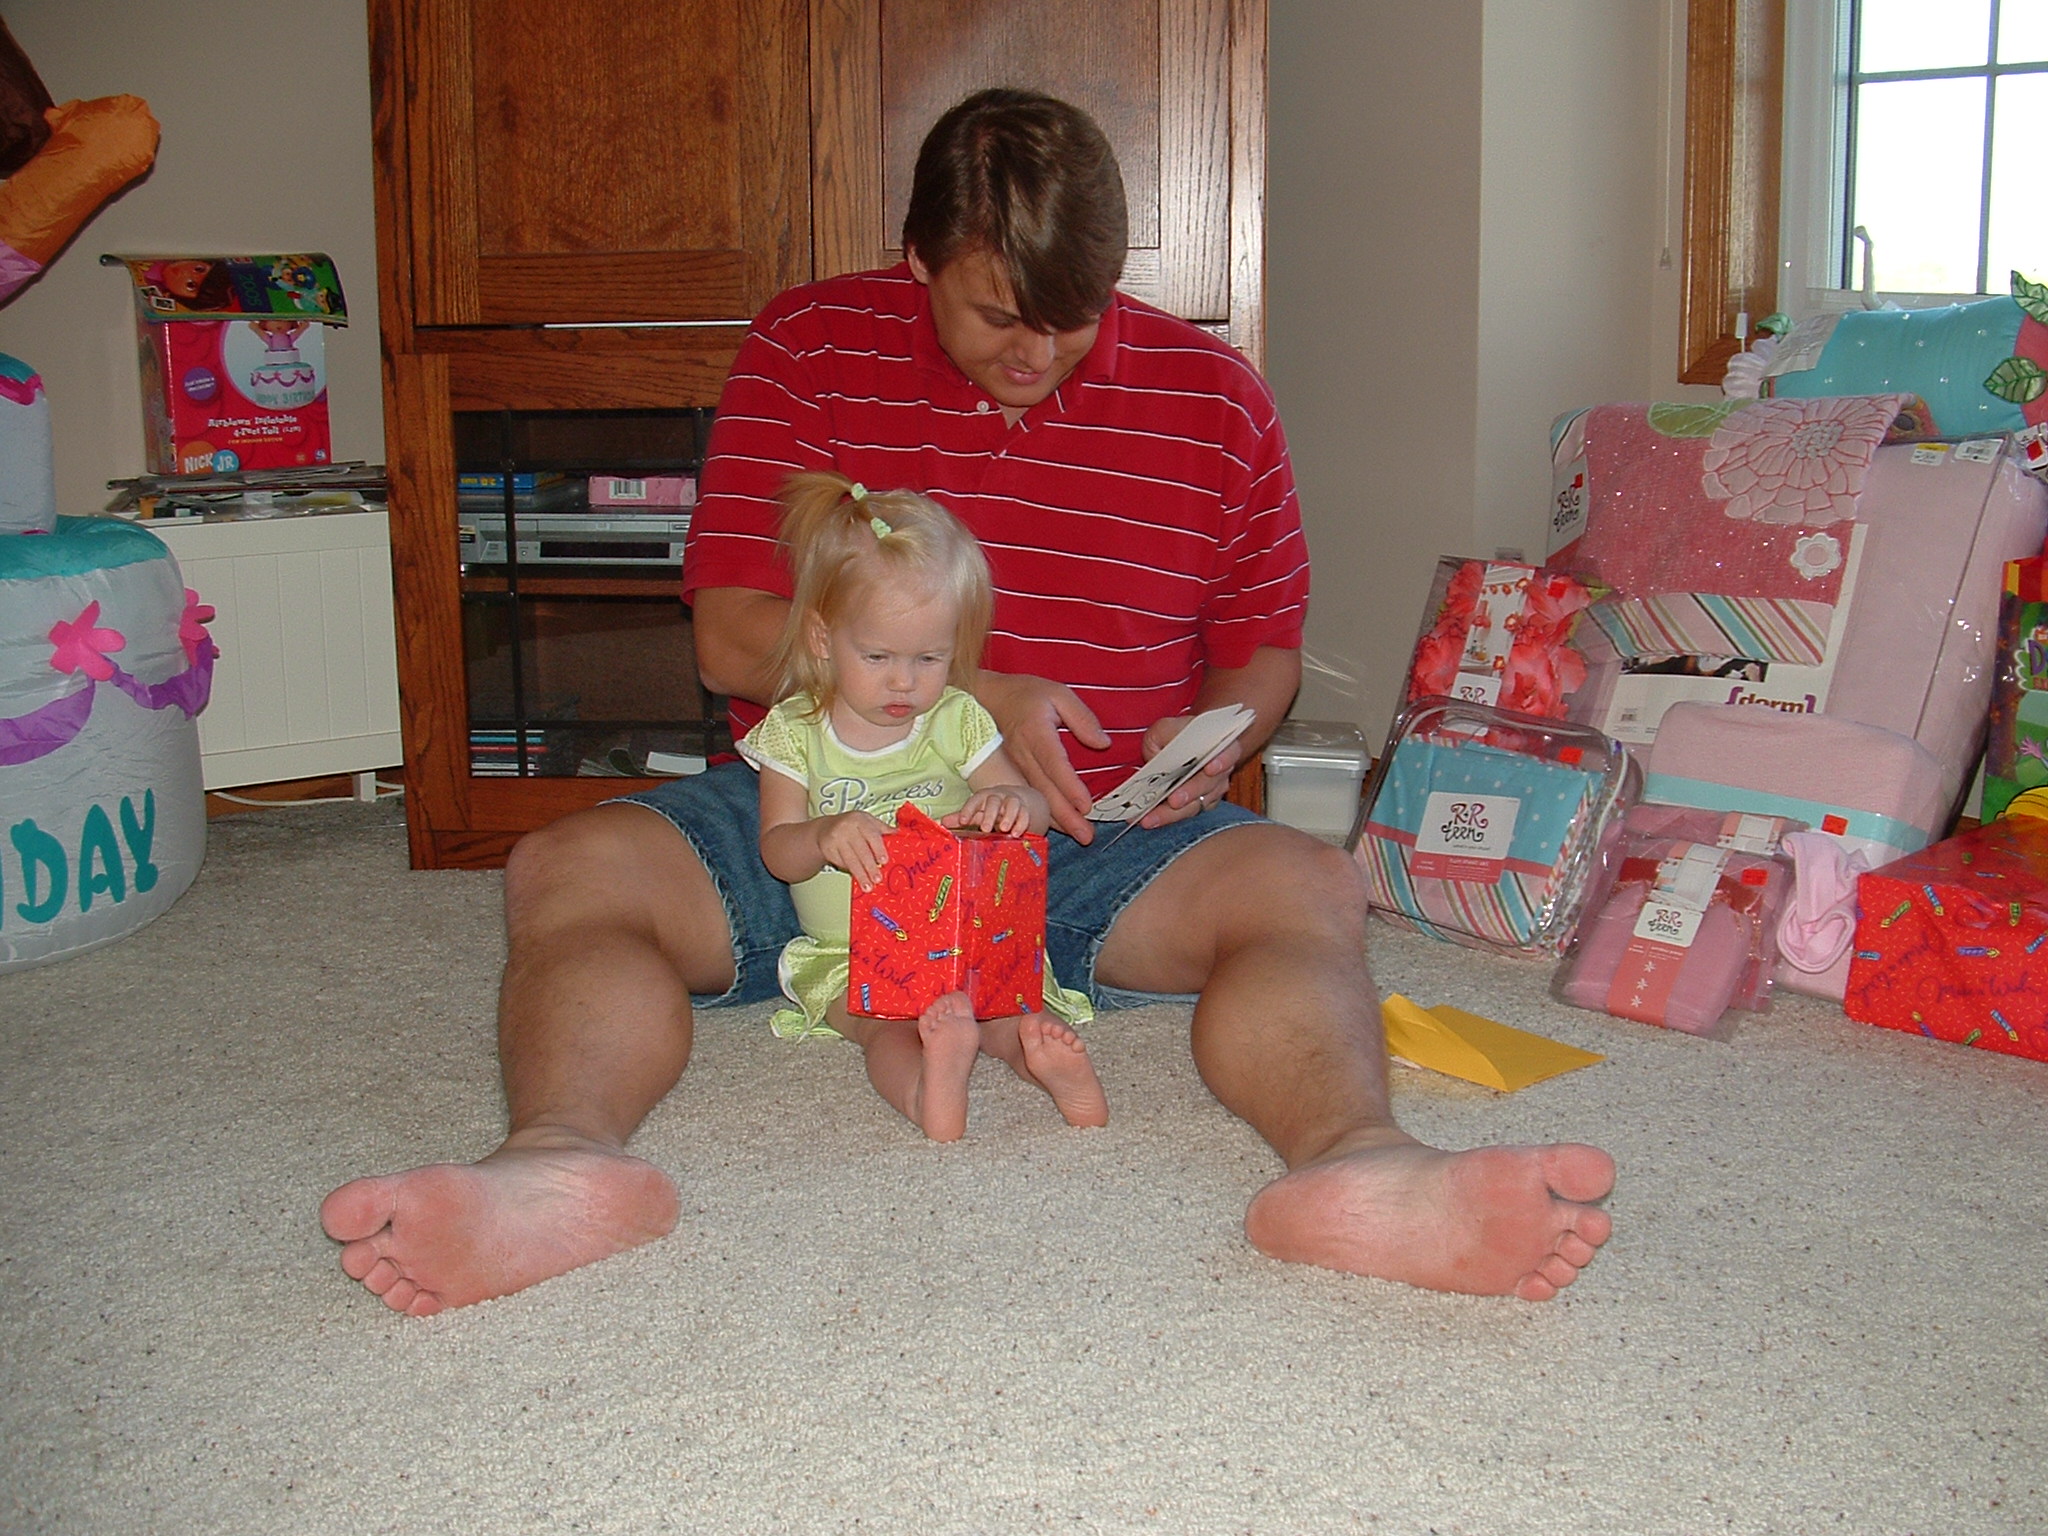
[
  {"left": 504, "top": 804, "right": 695, "bottom": 935},
  {"left": 1209, "top": 825, "right": 1369, "bottom": 943}
]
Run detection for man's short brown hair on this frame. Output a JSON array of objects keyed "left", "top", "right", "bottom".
[{"left": 901, "top": 88, "right": 1128, "bottom": 334}]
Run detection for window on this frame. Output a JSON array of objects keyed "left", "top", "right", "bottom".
[
  {"left": 1783, "top": 0, "right": 2048, "bottom": 308},
  {"left": 1838, "top": 0, "right": 2048, "bottom": 297},
  {"left": 1679, "top": 0, "right": 1785, "bottom": 384},
  {"left": 1681, "top": 0, "right": 2048, "bottom": 383}
]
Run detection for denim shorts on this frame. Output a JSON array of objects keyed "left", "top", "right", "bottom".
[{"left": 613, "top": 761, "right": 1262, "bottom": 1011}]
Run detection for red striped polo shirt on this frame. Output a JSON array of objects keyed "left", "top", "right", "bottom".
[{"left": 683, "top": 264, "right": 1310, "bottom": 791}]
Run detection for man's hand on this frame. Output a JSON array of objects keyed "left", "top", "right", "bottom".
[
  {"left": 1133, "top": 647, "right": 1302, "bottom": 830},
  {"left": 1134, "top": 714, "right": 1245, "bottom": 829},
  {"left": 974, "top": 671, "right": 1110, "bottom": 843}
]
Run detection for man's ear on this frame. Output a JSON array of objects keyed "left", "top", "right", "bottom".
[{"left": 905, "top": 245, "right": 933, "bottom": 285}]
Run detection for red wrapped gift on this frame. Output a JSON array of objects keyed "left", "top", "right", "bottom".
[
  {"left": 847, "top": 803, "right": 1049, "bottom": 1021},
  {"left": 1844, "top": 817, "right": 2048, "bottom": 1062}
]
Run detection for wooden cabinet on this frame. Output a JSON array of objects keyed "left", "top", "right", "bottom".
[
  {"left": 370, "top": 0, "right": 1269, "bottom": 868},
  {"left": 384, "top": 0, "right": 810, "bottom": 325},
  {"left": 812, "top": 0, "right": 1267, "bottom": 365}
]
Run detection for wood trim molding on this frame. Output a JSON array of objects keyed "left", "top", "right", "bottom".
[
  {"left": 1678, "top": 0, "right": 1785, "bottom": 385},
  {"left": 1228, "top": 0, "right": 1267, "bottom": 372}
]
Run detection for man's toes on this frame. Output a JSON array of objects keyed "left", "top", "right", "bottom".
[
  {"left": 1534, "top": 1252, "right": 1581, "bottom": 1291},
  {"left": 361, "top": 1255, "right": 404, "bottom": 1296},
  {"left": 1515, "top": 1272, "right": 1561, "bottom": 1302},
  {"left": 320, "top": 1177, "right": 396, "bottom": 1242},
  {"left": 339, "top": 1240, "right": 382, "bottom": 1282},
  {"left": 1557, "top": 1231, "right": 1599, "bottom": 1268},
  {"left": 407, "top": 1290, "right": 447, "bottom": 1318},
  {"left": 1572, "top": 1206, "right": 1614, "bottom": 1249},
  {"left": 1543, "top": 1144, "right": 1618, "bottom": 1202},
  {"left": 380, "top": 1276, "right": 421, "bottom": 1313}
]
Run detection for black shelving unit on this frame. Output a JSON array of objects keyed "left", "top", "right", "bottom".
[{"left": 454, "top": 407, "right": 729, "bottom": 779}]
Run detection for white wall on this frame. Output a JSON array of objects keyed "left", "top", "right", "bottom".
[
  {"left": 1267, "top": 0, "right": 1486, "bottom": 736},
  {"left": 1269, "top": 0, "right": 1687, "bottom": 733},
  {"left": 0, "top": 0, "right": 383, "bottom": 516},
  {"left": 1475, "top": 0, "right": 1669, "bottom": 561}
]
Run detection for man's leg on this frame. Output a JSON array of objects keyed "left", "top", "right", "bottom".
[
  {"left": 319, "top": 803, "right": 736, "bottom": 1315},
  {"left": 1095, "top": 823, "right": 1614, "bottom": 1300}
]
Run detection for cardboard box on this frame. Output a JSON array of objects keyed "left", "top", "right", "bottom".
[
  {"left": 1549, "top": 416, "right": 2045, "bottom": 774},
  {"left": 1844, "top": 818, "right": 2048, "bottom": 1062},
  {"left": 104, "top": 254, "right": 347, "bottom": 476},
  {"left": 847, "top": 803, "right": 1049, "bottom": 1020}
]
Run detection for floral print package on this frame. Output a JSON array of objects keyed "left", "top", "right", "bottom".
[
  {"left": 1549, "top": 393, "right": 1921, "bottom": 668},
  {"left": 1403, "top": 557, "right": 1592, "bottom": 720}
]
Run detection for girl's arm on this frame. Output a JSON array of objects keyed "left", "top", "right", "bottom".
[
  {"left": 949, "top": 743, "right": 1052, "bottom": 836},
  {"left": 758, "top": 768, "right": 889, "bottom": 888}
]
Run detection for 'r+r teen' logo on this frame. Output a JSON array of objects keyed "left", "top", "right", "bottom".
[{"left": 1437, "top": 800, "right": 1490, "bottom": 846}]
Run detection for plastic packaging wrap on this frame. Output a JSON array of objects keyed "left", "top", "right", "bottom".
[
  {"left": 1401, "top": 556, "right": 1591, "bottom": 719},
  {"left": 1553, "top": 804, "right": 1796, "bottom": 1038},
  {"left": 1352, "top": 696, "right": 1638, "bottom": 958}
]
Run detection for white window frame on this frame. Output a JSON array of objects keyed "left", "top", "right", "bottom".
[{"left": 1777, "top": 0, "right": 2035, "bottom": 319}]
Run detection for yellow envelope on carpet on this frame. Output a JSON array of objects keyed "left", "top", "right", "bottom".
[{"left": 1381, "top": 993, "right": 1603, "bottom": 1092}]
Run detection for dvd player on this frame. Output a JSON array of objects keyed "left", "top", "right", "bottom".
[{"left": 458, "top": 510, "right": 691, "bottom": 566}]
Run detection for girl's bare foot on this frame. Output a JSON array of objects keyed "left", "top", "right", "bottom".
[
  {"left": 1016, "top": 1015, "right": 1110, "bottom": 1127},
  {"left": 914, "top": 992, "right": 982, "bottom": 1141},
  {"left": 318, "top": 1133, "right": 680, "bottom": 1315}
]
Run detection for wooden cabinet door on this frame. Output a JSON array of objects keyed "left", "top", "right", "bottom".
[
  {"left": 810, "top": 0, "right": 1265, "bottom": 362},
  {"left": 384, "top": 0, "right": 811, "bottom": 325}
]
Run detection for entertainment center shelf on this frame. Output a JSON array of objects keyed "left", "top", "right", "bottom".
[{"left": 369, "top": 0, "right": 1269, "bottom": 869}]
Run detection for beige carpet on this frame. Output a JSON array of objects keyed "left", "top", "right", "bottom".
[{"left": 3, "top": 797, "right": 2044, "bottom": 1535}]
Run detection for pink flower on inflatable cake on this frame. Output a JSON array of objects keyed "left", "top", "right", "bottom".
[
  {"left": 1700, "top": 395, "right": 1900, "bottom": 526},
  {"left": 178, "top": 589, "right": 217, "bottom": 665},
  {"left": 47, "top": 601, "right": 124, "bottom": 680}
]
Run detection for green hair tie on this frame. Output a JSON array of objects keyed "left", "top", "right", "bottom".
[
  {"left": 847, "top": 482, "right": 868, "bottom": 503},
  {"left": 869, "top": 514, "right": 893, "bottom": 541}
]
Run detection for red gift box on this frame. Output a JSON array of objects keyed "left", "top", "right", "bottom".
[
  {"left": 847, "top": 803, "right": 1049, "bottom": 1021},
  {"left": 1844, "top": 818, "right": 2048, "bottom": 1062}
]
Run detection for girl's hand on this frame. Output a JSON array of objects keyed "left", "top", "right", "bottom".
[
  {"left": 816, "top": 811, "right": 891, "bottom": 888},
  {"left": 944, "top": 788, "right": 1032, "bottom": 835}
]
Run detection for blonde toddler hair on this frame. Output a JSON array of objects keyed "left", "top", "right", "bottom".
[{"left": 771, "top": 470, "right": 994, "bottom": 718}]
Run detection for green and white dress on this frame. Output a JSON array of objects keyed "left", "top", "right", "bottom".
[{"left": 738, "top": 687, "right": 1094, "bottom": 1038}]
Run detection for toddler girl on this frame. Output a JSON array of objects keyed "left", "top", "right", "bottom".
[{"left": 738, "top": 471, "right": 1107, "bottom": 1142}]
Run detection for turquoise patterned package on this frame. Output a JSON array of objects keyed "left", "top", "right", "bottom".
[{"left": 1353, "top": 696, "right": 1638, "bottom": 957}]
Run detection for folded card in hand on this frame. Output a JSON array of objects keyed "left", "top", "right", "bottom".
[{"left": 1088, "top": 705, "right": 1256, "bottom": 824}]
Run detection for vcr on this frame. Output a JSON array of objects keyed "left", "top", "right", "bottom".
[{"left": 458, "top": 510, "right": 691, "bottom": 567}]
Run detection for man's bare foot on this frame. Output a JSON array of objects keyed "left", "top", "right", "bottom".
[
  {"left": 318, "top": 1135, "right": 680, "bottom": 1316},
  {"left": 1242, "top": 1137, "right": 1615, "bottom": 1300},
  {"left": 1015, "top": 1015, "right": 1110, "bottom": 1127},
  {"left": 914, "top": 992, "right": 981, "bottom": 1142}
]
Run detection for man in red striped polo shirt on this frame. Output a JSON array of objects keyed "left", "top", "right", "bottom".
[{"left": 320, "top": 90, "right": 1616, "bottom": 1314}]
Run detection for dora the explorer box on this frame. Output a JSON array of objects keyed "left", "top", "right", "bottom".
[{"left": 104, "top": 254, "right": 347, "bottom": 476}]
